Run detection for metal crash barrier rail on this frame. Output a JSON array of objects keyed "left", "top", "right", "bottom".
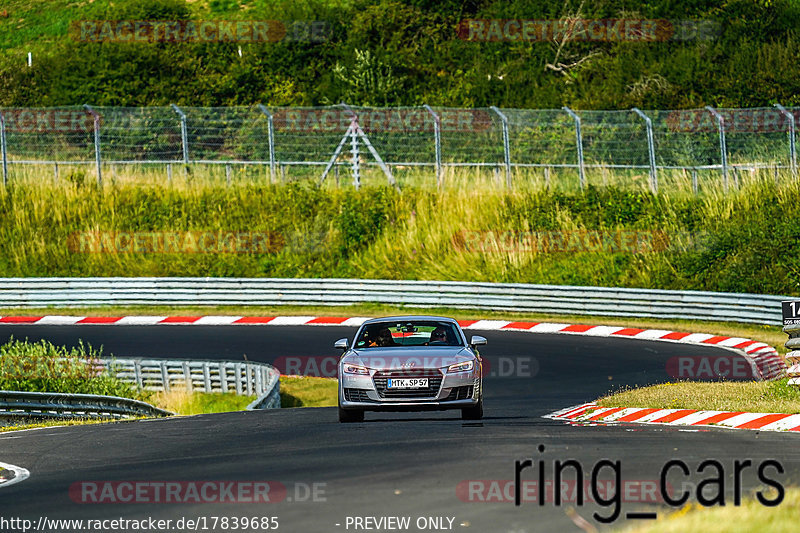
[{"left": 0, "top": 277, "right": 788, "bottom": 325}]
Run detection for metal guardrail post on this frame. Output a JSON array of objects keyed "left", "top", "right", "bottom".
[
  {"left": 632, "top": 108, "right": 658, "bottom": 193},
  {"left": 423, "top": 104, "right": 442, "bottom": 187},
  {"left": 705, "top": 106, "right": 729, "bottom": 191},
  {"left": 203, "top": 362, "right": 212, "bottom": 391},
  {"left": 257, "top": 104, "right": 276, "bottom": 183},
  {"left": 235, "top": 363, "right": 243, "bottom": 395},
  {"left": 490, "top": 106, "right": 512, "bottom": 188},
  {"left": 82, "top": 105, "right": 102, "bottom": 185},
  {"left": 170, "top": 104, "right": 190, "bottom": 174},
  {"left": 160, "top": 361, "right": 170, "bottom": 393},
  {"left": 0, "top": 110, "right": 7, "bottom": 185},
  {"left": 220, "top": 362, "right": 228, "bottom": 393},
  {"left": 774, "top": 104, "right": 797, "bottom": 177},
  {"left": 562, "top": 106, "right": 586, "bottom": 189},
  {"left": 134, "top": 360, "right": 143, "bottom": 388}
]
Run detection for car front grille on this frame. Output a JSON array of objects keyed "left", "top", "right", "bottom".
[
  {"left": 445, "top": 386, "right": 474, "bottom": 401},
  {"left": 343, "top": 388, "right": 377, "bottom": 402},
  {"left": 373, "top": 369, "right": 443, "bottom": 399}
]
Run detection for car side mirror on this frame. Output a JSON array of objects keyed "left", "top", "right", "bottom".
[
  {"left": 470, "top": 335, "right": 487, "bottom": 347},
  {"left": 334, "top": 338, "right": 349, "bottom": 350}
]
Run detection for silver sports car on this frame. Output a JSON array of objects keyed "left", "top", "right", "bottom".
[{"left": 336, "top": 316, "right": 485, "bottom": 422}]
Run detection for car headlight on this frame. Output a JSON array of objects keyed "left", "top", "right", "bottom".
[
  {"left": 343, "top": 363, "right": 370, "bottom": 375},
  {"left": 447, "top": 360, "right": 474, "bottom": 373}
]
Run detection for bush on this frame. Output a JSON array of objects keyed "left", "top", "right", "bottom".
[{"left": 0, "top": 337, "right": 147, "bottom": 400}]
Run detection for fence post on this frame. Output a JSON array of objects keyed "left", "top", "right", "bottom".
[
  {"left": 705, "top": 106, "right": 729, "bottom": 191},
  {"left": 490, "top": 106, "right": 512, "bottom": 188},
  {"left": 350, "top": 123, "right": 360, "bottom": 189},
  {"left": 257, "top": 104, "right": 276, "bottom": 183},
  {"left": 82, "top": 104, "right": 102, "bottom": 186},
  {"left": 562, "top": 106, "right": 586, "bottom": 189},
  {"left": 0, "top": 110, "right": 7, "bottom": 186},
  {"left": 170, "top": 104, "right": 190, "bottom": 174},
  {"left": 631, "top": 107, "right": 658, "bottom": 193},
  {"left": 423, "top": 104, "right": 442, "bottom": 187},
  {"left": 774, "top": 104, "right": 797, "bottom": 177},
  {"left": 339, "top": 103, "right": 361, "bottom": 189}
]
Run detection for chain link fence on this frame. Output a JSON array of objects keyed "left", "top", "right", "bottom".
[{"left": 0, "top": 104, "right": 797, "bottom": 192}]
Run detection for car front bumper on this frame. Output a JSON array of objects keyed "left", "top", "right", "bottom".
[{"left": 339, "top": 368, "right": 481, "bottom": 411}]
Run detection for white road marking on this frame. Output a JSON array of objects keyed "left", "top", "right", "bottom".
[{"left": 0, "top": 461, "right": 30, "bottom": 489}]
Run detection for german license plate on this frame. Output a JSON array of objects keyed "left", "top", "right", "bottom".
[{"left": 387, "top": 378, "right": 429, "bottom": 389}]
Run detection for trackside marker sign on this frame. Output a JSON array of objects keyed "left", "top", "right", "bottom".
[{"left": 782, "top": 301, "right": 800, "bottom": 326}]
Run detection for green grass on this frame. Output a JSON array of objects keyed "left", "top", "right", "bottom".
[
  {"left": 280, "top": 376, "right": 338, "bottom": 407},
  {"left": 0, "top": 417, "right": 147, "bottom": 433},
  {"left": 0, "top": 168, "right": 798, "bottom": 296},
  {"left": 621, "top": 487, "right": 800, "bottom": 533},
  {"left": 149, "top": 389, "right": 255, "bottom": 414},
  {"left": 598, "top": 379, "right": 800, "bottom": 414}
]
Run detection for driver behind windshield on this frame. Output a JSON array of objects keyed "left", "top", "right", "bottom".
[{"left": 367, "top": 327, "right": 396, "bottom": 347}]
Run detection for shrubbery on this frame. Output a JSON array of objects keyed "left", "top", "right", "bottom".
[
  {"left": 0, "top": 0, "right": 799, "bottom": 108},
  {"left": 0, "top": 337, "right": 146, "bottom": 399},
  {"left": 0, "top": 175, "right": 796, "bottom": 295}
]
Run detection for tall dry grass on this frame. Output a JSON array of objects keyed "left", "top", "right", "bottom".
[{"left": 0, "top": 164, "right": 797, "bottom": 295}]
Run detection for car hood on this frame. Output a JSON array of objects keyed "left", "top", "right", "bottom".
[{"left": 343, "top": 346, "right": 473, "bottom": 370}]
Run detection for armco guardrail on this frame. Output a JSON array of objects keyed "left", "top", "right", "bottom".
[
  {"left": 0, "top": 358, "right": 280, "bottom": 423},
  {"left": 0, "top": 390, "right": 173, "bottom": 421},
  {"left": 98, "top": 357, "right": 281, "bottom": 410},
  {"left": 0, "top": 278, "right": 789, "bottom": 325}
]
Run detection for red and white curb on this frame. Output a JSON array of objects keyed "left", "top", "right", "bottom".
[
  {"left": 0, "top": 315, "right": 784, "bottom": 379},
  {"left": 0, "top": 461, "right": 30, "bottom": 489},
  {"left": 546, "top": 403, "right": 800, "bottom": 433}
]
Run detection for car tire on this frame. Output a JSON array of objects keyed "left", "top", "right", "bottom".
[
  {"left": 339, "top": 406, "right": 365, "bottom": 423},
  {"left": 461, "top": 397, "right": 483, "bottom": 420}
]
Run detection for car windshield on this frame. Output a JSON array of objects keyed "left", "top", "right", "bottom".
[{"left": 355, "top": 320, "right": 462, "bottom": 348}]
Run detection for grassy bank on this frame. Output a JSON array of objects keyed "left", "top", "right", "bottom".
[
  {"left": 598, "top": 380, "right": 800, "bottom": 414},
  {"left": 623, "top": 488, "right": 799, "bottom": 533},
  {"left": 149, "top": 389, "right": 255, "bottom": 415},
  {"left": 280, "top": 376, "right": 338, "bottom": 408},
  {"left": 0, "top": 169, "right": 798, "bottom": 296}
]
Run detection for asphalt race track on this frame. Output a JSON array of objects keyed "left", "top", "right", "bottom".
[{"left": 0, "top": 324, "right": 798, "bottom": 532}]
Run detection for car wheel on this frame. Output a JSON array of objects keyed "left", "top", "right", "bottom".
[
  {"left": 461, "top": 397, "right": 483, "bottom": 420},
  {"left": 339, "top": 406, "right": 365, "bottom": 423}
]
